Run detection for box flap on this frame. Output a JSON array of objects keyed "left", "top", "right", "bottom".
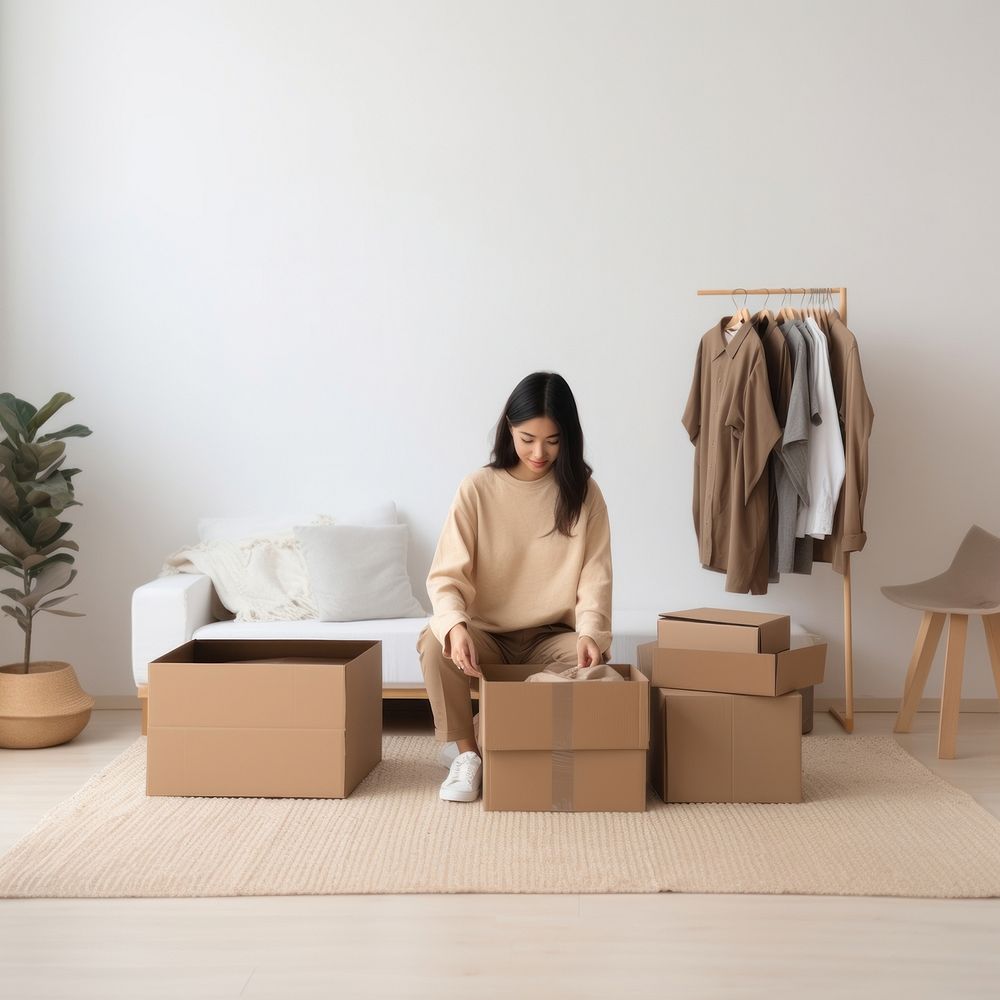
[
  {"left": 149, "top": 661, "right": 348, "bottom": 728},
  {"left": 151, "top": 638, "right": 381, "bottom": 666},
  {"left": 775, "top": 644, "right": 826, "bottom": 691},
  {"left": 658, "top": 608, "right": 788, "bottom": 628}
]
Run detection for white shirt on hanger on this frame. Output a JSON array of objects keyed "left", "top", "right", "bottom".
[{"left": 795, "top": 317, "right": 845, "bottom": 539}]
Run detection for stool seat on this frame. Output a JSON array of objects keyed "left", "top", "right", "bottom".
[
  {"left": 885, "top": 525, "right": 1000, "bottom": 759},
  {"left": 881, "top": 525, "right": 1000, "bottom": 615},
  {"left": 881, "top": 579, "right": 1000, "bottom": 616}
]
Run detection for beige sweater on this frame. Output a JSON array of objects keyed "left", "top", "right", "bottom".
[{"left": 427, "top": 467, "right": 613, "bottom": 657}]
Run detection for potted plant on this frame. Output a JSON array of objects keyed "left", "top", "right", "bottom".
[{"left": 0, "top": 392, "right": 94, "bottom": 749}]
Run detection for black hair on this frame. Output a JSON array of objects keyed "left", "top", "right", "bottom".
[{"left": 488, "top": 372, "right": 592, "bottom": 537}]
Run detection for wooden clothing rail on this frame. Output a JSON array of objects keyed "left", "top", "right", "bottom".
[{"left": 696, "top": 286, "right": 855, "bottom": 733}]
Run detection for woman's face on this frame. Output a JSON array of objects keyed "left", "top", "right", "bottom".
[{"left": 509, "top": 416, "right": 560, "bottom": 480}]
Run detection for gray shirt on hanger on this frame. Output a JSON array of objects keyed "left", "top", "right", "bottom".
[{"left": 780, "top": 321, "right": 816, "bottom": 574}]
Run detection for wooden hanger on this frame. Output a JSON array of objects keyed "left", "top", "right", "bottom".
[
  {"left": 725, "top": 289, "right": 750, "bottom": 332},
  {"left": 753, "top": 290, "right": 775, "bottom": 330}
]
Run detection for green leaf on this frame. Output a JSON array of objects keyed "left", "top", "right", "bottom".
[
  {"left": 0, "top": 477, "right": 18, "bottom": 512},
  {"left": 36, "top": 454, "right": 67, "bottom": 481},
  {"left": 0, "top": 403, "right": 24, "bottom": 444},
  {"left": 37, "top": 592, "right": 76, "bottom": 610},
  {"left": 26, "top": 441, "right": 64, "bottom": 477},
  {"left": 38, "top": 537, "right": 78, "bottom": 556},
  {"left": 0, "top": 554, "right": 21, "bottom": 569},
  {"left": 0, "top": 505, "right": 29, "bottom": 534},
  {"left": 40, "top": 608, "right": 84, "bottom": 618},
  {"left": 0, "top": 520, "right": 34, "bottom": 560},
  {"left": 31, "top": 517, "right": 63, "bottom": 547},
  {"left": 21, "top": 562, "right": 74, "bottom": 608},
  {"left": 38, "top": 424, "right": 92, "bottom": 443},
  {"left": 1, "top": 587, "right": 27, "bottom": 603},
  {"left": 26, "top": 393, "right": 73, "bottom": 435},
  {"left": 1, "top": 603, "right": 29, "bottom": 626},
  {"left": 6, "top": 397, "right": 37, "bottom": 430},
  {"left": 25, "top": 476, "right": 73, "bottom": 512},
  {"left": 24, "top": 552, "right": 74, "bottom": 573}
]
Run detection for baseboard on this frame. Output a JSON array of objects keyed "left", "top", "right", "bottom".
[
  {"left": 814, "top": 697, "right": 1000, "bottom": 714},
  {"left": 95, "top": 695, "right": 142, "bottom": 710},
  {"left": 99, "top": 693, "right": 1000, "bottom": 713}
]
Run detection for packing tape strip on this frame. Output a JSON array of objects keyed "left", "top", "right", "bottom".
[{"left": 551, "top": 683, "right": 574, "bottom": 811}]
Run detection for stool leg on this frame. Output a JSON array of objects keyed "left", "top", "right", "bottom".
[
  {"left": 938, "top": 614, "right": 968, "bottom": 760},
  {"left": 894, "top": 612, "right": 945, "bottom": 734},
  {"left": 983, "top": 614, "right": 1000, "bottom": 702}
]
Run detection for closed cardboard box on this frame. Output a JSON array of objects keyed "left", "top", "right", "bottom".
[
  {"left": 479, "top": 663, "right": 649, "bottom": 812},
  {"left": 147, "top": 638, "right": 382, "bottom": 798},
  {"left": 650, "top": 687, "right": 802, "bottom": 803},
  {"left": 657, "top": 608, "right": 790, "bottom": 653},
  {"left": 637, "top": 640, "right": 825, "bottom": 697}
]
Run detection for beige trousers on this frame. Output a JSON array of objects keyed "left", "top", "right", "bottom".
[{"left": 417, "top": 622, "right": 586, "bottom": 742}]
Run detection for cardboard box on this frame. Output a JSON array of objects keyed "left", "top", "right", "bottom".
[
  {"left": 146, "top": 638, "right": 382, "bottom": 798},
  {"left": 479, "top": 663, "right": 649, "bottom": 812},
  {"left": 637, "top": 640, "right": 825, "bottom": 697},
  {"left": 637, "top": 643, "right": 817, "bottom": 735},
  {"left": 650, "top": 687, "right": 802, "bottom": 803},
  {"left": 657, "top": 608, "right": 790, "bottom": 653}
]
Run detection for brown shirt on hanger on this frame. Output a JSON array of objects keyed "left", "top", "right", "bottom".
[
  {"left": 682, "top": 319, "right": 782, "bottom": 595},
  {"left": 754, "top": 312, "right": 793, "bottom": 582},
  {"left": 812, "top": 314, "right": 874, "bottom": 573},
  {"left": 755, "top": 312, "right": 792, "bottom": 425}
]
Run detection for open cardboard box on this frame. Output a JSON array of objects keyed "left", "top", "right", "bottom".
[
  {"left": 640, "top": 639, "right": 825, "bottom": 697},
  {"left": 637, "top": 641, "right": 817, "bottom": 735},
  {"left": 146, "top": 638, "right": 382, "bottom": 799},
  {"left": 478, "top": 663, "right": 649, "bottom": 812}
]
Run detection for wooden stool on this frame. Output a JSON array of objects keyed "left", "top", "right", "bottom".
[{"left": 883, "top": 526, "right": 1000, "bottom": 759}]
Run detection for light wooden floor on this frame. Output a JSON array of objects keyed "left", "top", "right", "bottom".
[{"left": 1, "top": 707, "right": 999, "bottom": 1000}]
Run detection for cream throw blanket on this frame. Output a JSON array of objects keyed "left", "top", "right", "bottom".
[{"left": 161, "top": 531, "right": 319, "bottom": 622}]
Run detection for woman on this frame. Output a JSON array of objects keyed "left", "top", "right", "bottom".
[{"left": 417, "top": 371, "right": 612, "bottom": 802}]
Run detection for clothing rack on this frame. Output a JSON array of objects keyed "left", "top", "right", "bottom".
[{"left": 696, "top": 286, "right": 855, "bottom": 733}]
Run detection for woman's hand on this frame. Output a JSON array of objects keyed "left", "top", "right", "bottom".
[
  {"left": 448, "top": 623, "right": 483, "bottom": 678},
  {"left": 577, "top": 635, "right": 603, "bottom": 669}
]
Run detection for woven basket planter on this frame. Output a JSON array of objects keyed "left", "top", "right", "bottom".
[{"left": 0, "top": 661, "right": 94, "bottom": 749}]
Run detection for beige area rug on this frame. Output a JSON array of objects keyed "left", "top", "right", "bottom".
[{"left": 1, "top": 735, "right": 999, "bottom": 899}]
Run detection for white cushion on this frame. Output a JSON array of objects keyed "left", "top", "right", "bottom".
[
  {"left": 294, "top": 523, "right": 426, "bottom": 622},
  {"left": 198, "top": 501, "right": 398, "bottom": 543}
]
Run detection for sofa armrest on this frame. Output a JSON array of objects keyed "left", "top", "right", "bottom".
[{"left": 131, "top": 574, "right": 215, "bottom": 686}]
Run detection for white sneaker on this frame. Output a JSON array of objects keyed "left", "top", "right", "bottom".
[
  {"left": 439, "top": 751, "right": 482, "bottom": 802},
  {"left": 438, "top": 741, "right": 460, "bottom": 770}
]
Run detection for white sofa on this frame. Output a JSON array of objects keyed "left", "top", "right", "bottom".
[
  {"left": 131, "top": 570, "right": 660, "bottom": 693},
  {"left": 130, "top": 510, "right": 820, "bottom": 730}
]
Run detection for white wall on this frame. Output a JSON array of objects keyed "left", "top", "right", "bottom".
[{"left": 1, "top": 0, "right": 998, "bottom": 699}]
